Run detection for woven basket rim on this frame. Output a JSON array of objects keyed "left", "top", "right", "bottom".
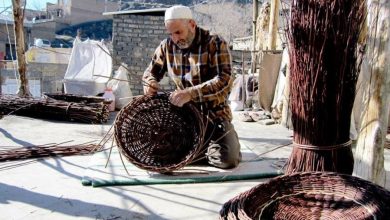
[{"left": 220, "top": 172, "right": 390, "bottom": 220}]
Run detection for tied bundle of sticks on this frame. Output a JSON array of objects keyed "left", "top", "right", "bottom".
[
  {"left": 0, "top": 142, "right": 100, "bottom": 162},
  {"left": 285, "top": 0, "right": 366, "bottom": 174},
  {"left": 43, "top": 93, "right": 107, "bottom": 104},
  {"left": 0, "top": 94, "right": 110, "bottom": 123}
]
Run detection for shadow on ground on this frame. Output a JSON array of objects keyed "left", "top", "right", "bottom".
[{"left": 0, "top": 182, "right": 167, "bottom": 219}]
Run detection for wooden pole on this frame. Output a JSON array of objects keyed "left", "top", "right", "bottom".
[
  {"left": 281, "top": 65, "right": 292, "bottom": 129},
  {"left": 242, "top": 52, "right": 246, "bottom": 110},
  {"left": 12, "top": 0, "right": 31, "bottom": 97},
  {"left": 353, "top": 0, "right": 390, "bottom": 186},
  {"left": 250, "top": 0, "right": 259, "bottom": 110},
  {"left": 267, "top": 0, "right": 280, "bottom": 50},
  {"left": 251, "top": 0, "right": 258, "bottom": 74}
]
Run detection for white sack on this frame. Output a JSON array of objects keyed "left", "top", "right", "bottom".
[
  {"left": 107, "top": 64, "right": 133, "bottom": 109},
  {"left": 64, "top": 38, "right": 112, "bottom": 95}
]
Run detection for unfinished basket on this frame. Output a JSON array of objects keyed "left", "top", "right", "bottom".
[
  {"left": 114, "top": 93, "right": 205, "bottom": 173},
  {"left": 220, "top": 172, "right": 390, "bottom": 220}
]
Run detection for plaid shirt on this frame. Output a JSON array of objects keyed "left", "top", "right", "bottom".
[{"left": 143, "top": 26, "right": 233, "bottom": 121}]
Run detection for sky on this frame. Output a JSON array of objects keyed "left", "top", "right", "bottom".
[{"left": 0, "top": 0, "right": 57, "bottom": 12}]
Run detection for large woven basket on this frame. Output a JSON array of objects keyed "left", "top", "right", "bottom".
[
  {"left": 220, "top": 172, "right": 390, "bottom": 220},
  {"left": 114, "top": 93, "right": 205, "bottom": 173}
]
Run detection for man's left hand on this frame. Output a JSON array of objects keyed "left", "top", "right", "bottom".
[{"left": 169, "top": 89, "right": 192, "bottom": 107}]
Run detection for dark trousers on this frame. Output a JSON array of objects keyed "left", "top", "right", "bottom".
[{"left": 195, "top": 120, "right": 241, "bottom": 169}]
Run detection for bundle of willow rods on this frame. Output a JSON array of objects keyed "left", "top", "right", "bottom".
[
  {"left": 285, "top": 0, "right": 366, "bottom": 174},
  {"left": 0, "top": 95, "right": 109, "bottom": 123},
  {"left": 0, "top": 143, "right": 99, "bottom": 162},
  {"left": 44, "top": 93, "right": 108, "bottom": 104}
]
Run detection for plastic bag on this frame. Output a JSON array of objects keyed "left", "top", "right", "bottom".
[{"left": 106, "top": 63, "right": 133, "bottom": 109}]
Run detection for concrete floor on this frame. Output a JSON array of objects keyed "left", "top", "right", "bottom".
[{"left": 0, "top": 112, "right": 388, "bottom": 220}]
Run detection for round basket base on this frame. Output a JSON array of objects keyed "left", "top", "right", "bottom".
[{"left": 114, "top": 94, "right": 205, "bottom": 173}]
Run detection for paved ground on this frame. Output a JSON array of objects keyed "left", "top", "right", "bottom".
[{"left": 0, "top": 112, "right": 388, "bottom": 220}]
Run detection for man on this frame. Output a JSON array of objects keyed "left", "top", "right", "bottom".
[{"left": 143, "top": 5, "right": 241, "bottom": 169}]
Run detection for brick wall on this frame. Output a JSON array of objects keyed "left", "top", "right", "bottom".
[{"left": 112, "top": 12, "right": 175, "bottom": 96}]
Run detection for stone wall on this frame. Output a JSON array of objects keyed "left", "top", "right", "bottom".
[
  {"left": 28, "top": 63, "right": 68, "bottom": 94},
  {"left": 112, "top": 12, "right": 175, "bottom": 95},
  {"left": 0, "top": 63, "right": 67, "bottom": 96}
]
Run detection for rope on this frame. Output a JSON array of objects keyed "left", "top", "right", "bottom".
[{"left": 293, "top": 140, "right": 352, "bottom": 151}]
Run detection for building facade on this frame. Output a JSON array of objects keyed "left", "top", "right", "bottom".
[
  {"left": 0, "top": 15, "right": 32, "bottom": 61},
  {"left": 49, "top": 0, "right": 118, "bottom": 26}
]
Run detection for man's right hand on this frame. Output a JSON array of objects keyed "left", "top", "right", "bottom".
[{"left": 143, "top": 80, "right": 159, "bottom": 95}]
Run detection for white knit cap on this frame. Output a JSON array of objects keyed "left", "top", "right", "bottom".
[{"left": 164, "top": 5, "right": 193, "bottom": 22}]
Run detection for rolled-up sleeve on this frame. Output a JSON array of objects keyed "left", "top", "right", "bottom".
[
  {"left": 188, "top": 36, "right": 233, "bottom": 104},
  {"left": 143, "top": 40, "right": 167, "bottom": 82}
]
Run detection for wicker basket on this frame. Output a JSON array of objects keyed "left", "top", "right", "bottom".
[
  {"left": 220, "top": 172, "right": 390, "bottom": 220},
  {"left": 114, "top": 93, "right": 205, "bottom": 173}
]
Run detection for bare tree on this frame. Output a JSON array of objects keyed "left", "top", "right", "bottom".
[
  {"left": 12, "top": 0, "right": 31, "bottom": 97},
  {"left": 353, "top": 0, "right": 390, "bottom": 186}
]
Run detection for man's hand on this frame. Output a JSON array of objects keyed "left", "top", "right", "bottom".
[
  {"left": 143, "top": 80, "right": 159, "bottom": 95},
  {"left": 169, "top": 89, "right": 192, "bottom": 107}
]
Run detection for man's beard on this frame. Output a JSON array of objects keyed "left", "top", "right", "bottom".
[{"left": 176, "top": 30, "right": 195, "bottom": 49}]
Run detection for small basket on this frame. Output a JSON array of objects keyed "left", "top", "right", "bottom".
[
  {"left": 114, "top": 93, "right": 205, "bottom": 173},
  {"left": 220, "top": 172, "right": 390, "bottom": 220}
]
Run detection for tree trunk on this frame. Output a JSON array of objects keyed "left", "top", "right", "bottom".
[
  {"left": 255, "top": 2, "right": 270, "bottom": 51},
  {"left": 267, "top": 0, "right": 279, "bottom": 50},
  {"left": 12, "top": 0, "right": 31, "bottom": 97},
  {"left": 353, "top": 0, "right": 390, "bottom": 187}
]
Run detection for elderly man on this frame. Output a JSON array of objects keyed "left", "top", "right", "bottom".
[{"left": 143, "top": 5, "right": 241, "bottom": 169}]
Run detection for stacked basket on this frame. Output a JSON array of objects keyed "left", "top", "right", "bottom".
[
  {"left": 220, "top": 172, "right": 390, "bottom": 220},
  {"left": 114, "top": 93, "right": 205, "bottom": 173}
]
